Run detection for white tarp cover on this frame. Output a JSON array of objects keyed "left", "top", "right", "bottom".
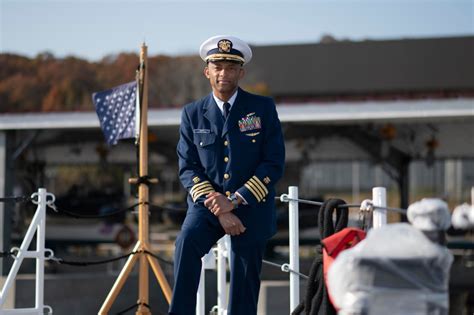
[
  {"left": 407, "top": 198, "right": 451, "bottom": 231},
  {"left": 327, "top": 223, "right": 453, "bottom": 315}
]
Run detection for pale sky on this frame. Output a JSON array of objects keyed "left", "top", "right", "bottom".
[{"left": 1, "top": 0, "right": 473, "bottom": 61}]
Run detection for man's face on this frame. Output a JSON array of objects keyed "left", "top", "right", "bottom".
[{"left": 204, "top": 61, "right": 244, "bottom": 95}]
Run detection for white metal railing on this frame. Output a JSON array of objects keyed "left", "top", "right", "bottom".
[
  {"left": 280, "top": 186, "right": 388, "bottom": 313},
  {"left": 3, "top": 185, "right": 467, "bottom": 314},
  {"left": 7, "top": 185, "right": 445, "bottom": 314},
  {"left": 0, "top": 188, "right": 54, "bottom": 314},
  {"left": 287, "top": 186, "right": 300, "bottom": 311},
  {"left": 196, "top": 235, "right": 231, "bottom": 315},
  {"left": 196, "top": 186, "right": 390, "bottom": 315},
  {"left": 372, "top": 187, "right": 387, "bottom": 228},
  {"left": 216, "top": 236, "right": 230, "bottom": 314}
]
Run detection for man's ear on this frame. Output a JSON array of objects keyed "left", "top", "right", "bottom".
[
  {"left": 239, "top": 67, "right": 245, "bottom": 80},
  {"left": 204, "top": 66, "right": 210, "bottom": 79}
]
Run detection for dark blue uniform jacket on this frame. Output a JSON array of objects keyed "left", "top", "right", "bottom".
[{"left": 177, "top": 88, "right": 285, "bottom": 240}]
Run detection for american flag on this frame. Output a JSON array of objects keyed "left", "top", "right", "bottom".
[{"left": 92, "top": 81, "right": 139, "bottom": 145}]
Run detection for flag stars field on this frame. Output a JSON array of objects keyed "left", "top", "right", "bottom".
[{"left": 92, "top": 81, "right": 138, "bottom": 145}]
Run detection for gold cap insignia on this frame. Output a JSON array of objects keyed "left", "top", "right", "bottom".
[{"left": 218, "top": 39, "right": 232, "bottom": 53}]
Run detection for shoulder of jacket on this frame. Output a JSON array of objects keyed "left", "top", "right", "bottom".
[
  {"left": 183, "top": 94, "right": 211, "bottom": 113},
  {"left": 240, "top": 89, "right": 275, "bottom": 107}
]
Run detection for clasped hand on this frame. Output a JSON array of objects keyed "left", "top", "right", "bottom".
[{"left": 204, "top": 192, "right": 246, "bottom": 236}]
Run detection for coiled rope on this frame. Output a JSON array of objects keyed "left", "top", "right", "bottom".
[{"left": 292, "top": 198, "right": 348, "bottom": 315}]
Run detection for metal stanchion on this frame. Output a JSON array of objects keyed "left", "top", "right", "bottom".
[
  {"left": 217, "top": 236, "right": 229, "bottom": 315},
  {"left": 196, "top": 263, "right": 206, "bottom": 315},
  {"left": 288, "top": 186, "right": 300, "bottom": 312},
  {"left": 0, "top": 188, "right": 53, "bottom": 314},
  {"left": 197, "top": 249, "right": 217, "bottom": 315},
  {"left": 372, "top": 187, "right": 387, "bottom": 228}
]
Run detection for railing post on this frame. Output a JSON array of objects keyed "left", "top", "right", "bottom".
[
  {"left": 35, "top": 188, "right": 47, "bottom": 313},
  {"left": 197, "top": 249, "right": 216, "bottom": 315},
  {"left": 217, "top": 236, "right": 229, "bottom": 315},
  {"left": 0, "top": 187, "right": 51, "bottom": 314},
  {"left": 372, "top": 187, "right": 387, "bottom": 228},
  {"left": 288, "top": 186, "right": 300, "bottom": 312},
  {"left": 196, "top": 264, "right": 205, "bottom": 315}
]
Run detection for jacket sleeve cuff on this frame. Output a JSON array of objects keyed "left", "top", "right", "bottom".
[
  {"left": 234, "top": 192, "right": 248, "bottom": 205},
  {"left": 236, "top": 175, "right": 269, "bottom": 206},
  {"left": 190, "top": 180, "right": 215, "bottom": 202}
]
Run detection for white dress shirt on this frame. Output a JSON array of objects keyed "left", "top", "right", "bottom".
[{"left": 212, "top": 90, "right": 238, "bottom": 116}]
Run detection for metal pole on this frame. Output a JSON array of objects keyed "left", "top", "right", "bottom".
[
  {"left": 197, "top": 248, "right": 218, "bottom": 315},
  {"left": 100, "top": 42, "right": 171, "bottom": 314},
  {"left": 196, "top": 264, "right": 205, "bottom": 315},
  {"left": 217, "top": 236, "right": 228, "bottom": 315},
  {"left": 136, "top": 43, "right": 151, "bottom": 315},
  {"left": 0, "top": 130, "right": 14, "bottom": 278},
  {"left": 372, "top": 187, "right": 387, "bottom": 228},
  {"left": 35, "top": 188, "right": 46, "bottom": 312},
  {"left": 0, "top": 192, "right": 41, "bottom": 306},
  {"left": 288, "top": 186, "right": 300, "bottom": 312}
]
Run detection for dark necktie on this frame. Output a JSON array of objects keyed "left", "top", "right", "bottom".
[{"left": 223, "top": 102, "right": 231, "bottom": 119}]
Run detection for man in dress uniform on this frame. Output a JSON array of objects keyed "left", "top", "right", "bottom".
[{"left": 169, "top": 35, "right": 285, "bottom": 315}]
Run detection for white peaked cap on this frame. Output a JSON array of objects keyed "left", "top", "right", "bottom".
[{"left": 199, "top": 35, "right": 252, "bottom": 65}]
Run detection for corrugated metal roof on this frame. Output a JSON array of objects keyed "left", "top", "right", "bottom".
[{"left": 1, "top": 98, "right": 472, "bottom": 130}]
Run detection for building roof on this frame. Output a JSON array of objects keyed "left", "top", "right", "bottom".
[
  {"left": 245, "top": 36, "right": 474, "bottom": 99},
  {"left": 0, "top": 98, "right": 472, "bottom": 131}
]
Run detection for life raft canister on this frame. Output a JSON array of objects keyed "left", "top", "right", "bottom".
[{"left": 322, "top": 227, "right": 366, "bottom": 308}]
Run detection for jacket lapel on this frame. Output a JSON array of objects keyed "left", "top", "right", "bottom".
[
  {"left": 203, "top": 94, "right": 224, "bottom": 136},
  {"left": 222, "top": 88, "right": 248, "bottom": 137}
]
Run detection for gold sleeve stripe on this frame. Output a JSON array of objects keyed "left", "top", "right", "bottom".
[
  {"left": 245, "top": 181, "right": 264, "bottom": 201},
  {"left": 248, "top": 177, "right": 266, "bottom": 198},
  {"left": 244, "top": 183, "right": 263, "bottom": 202},
  {"left": 190, "top": 180, "right": 215, "bottom": 201},
  {"left": 190, "top": 181, "right": 211, "bottom": 194},
  {"left": 192, "top": 187, "right": 215, "bottom": 202},
  {"left": 193, "top": 189, "right": 215, "bottom": 202},
  {"left": 251, "top": 176, "right": 269, "bottom": 194},
  {"left": 193, "top": 180, "right": 210, "bottom": 189},
  {"left": 191, "top": 184, "right": 213, "bottom": 199},
  {"left": 192, "top": 185, "right": 213, "bottom": 197},
  {"left": 191, "top": 184, "right": 212, "bottom": 196}
]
